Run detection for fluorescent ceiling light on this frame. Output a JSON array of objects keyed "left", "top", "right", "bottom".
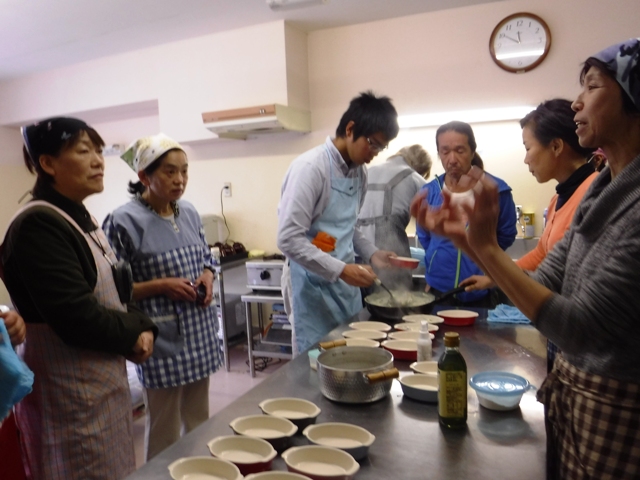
[
  {"left": 496, "top": 50, "right": 545, "bottom": 60},
  {"left": 398, "top": 105, "right": 536, "bottom": 129},
  {"left": 267, "top": 0, "right": 329, "bottom": 11}
]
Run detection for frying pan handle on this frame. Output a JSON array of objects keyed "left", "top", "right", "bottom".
[
  {"left": 318, "top": 339, "right": 347, "bottom": 350},
  {"left": 365, "top": 368, "right": 400, "bottom": 384},
  {"left": 437, "top": 286, "right": 467, "bottom": 301}
]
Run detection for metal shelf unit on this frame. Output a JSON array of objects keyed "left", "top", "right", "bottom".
[
  {"left": 212, "top": 257, "right": 250, "bottom": 371},
  {"left": 241, "top": 290, "right": 291, "bottom": 377}
]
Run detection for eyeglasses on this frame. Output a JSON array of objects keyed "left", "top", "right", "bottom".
[{"left": 366, "top": 137, "right": 388, "bottom": 153}]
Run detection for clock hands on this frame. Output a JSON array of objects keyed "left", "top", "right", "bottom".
[{"left": 504, "top": 33, "right": 520, "bottom": 43}]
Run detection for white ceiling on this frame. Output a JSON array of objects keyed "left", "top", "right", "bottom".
[{"left": 0, "top": 0, "right": 506, "bottom": 81}]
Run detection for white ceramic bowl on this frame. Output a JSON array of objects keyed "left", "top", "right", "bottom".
[
  {"left": 348, "top": 321, "right": 391, "bottom": 332},
  {"left": 436, "top": 309, "right": 479, "bottom": 326},
  {"left": 168, "top": 456, "right": 243, "bottom": 480},
  {"left": 469, "top": 371, "right": 531, "bottom": 411},
  {"left": 229, "top": 415, "right": 298, "bottom": 452},
  {"left": 393, "top": 322, "right": 439, "bottom": 332},
  {"left": 207, "top": 435, "right": 277, "bottom": 476},
  {"left": 244, "top": 472, "right": 315, "bottom": 480},
  {"left": 282, "top": 445, "right": 360, "bottom": 480},
  {"left": 388, "top": 330, "right": 435, "bottom": 341},
  {"left": 259, "top": 397, "right": 321, "bottom": 430},
  {"left": 399, "top": 374, "right": 438, "bottom": 403},
  {"left": 402, "top": 314, "right": 444, "bottom": 324},
  {"left": 302, "top": 422, "right": 375, "bottom": 461},
  {"left": 381, "top": 339, "right": 418, "bottom": 361},
  {"left": 342, "top": 329, "right": 387, "bottom": 341},
  {"left": 345, "top": 338, "right": 379, "bottom": 348},
  {"left": 409, "top": 361, "right": 438, "bottom": 375}
]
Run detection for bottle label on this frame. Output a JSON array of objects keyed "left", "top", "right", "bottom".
[{"left": 438, "top": 370, "right": 467, "bottom": 417}]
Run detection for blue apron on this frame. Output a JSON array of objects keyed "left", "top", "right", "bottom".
[{"left": 290, "top": 147, "right": 362, "bottom": 353}]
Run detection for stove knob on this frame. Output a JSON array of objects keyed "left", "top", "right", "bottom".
[{"left": 260, "top": 270, "right": 271, "bottom": 280}]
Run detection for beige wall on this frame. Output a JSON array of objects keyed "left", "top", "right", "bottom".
[{"left": 0, "top": 0, "right": 638, "bottom": 303}]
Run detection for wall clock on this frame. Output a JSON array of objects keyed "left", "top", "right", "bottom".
[{"left": 489, "top": 12, "right": 551, "bottom": 73}]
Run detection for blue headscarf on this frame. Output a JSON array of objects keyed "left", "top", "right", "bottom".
[{"left": 590, "top": 38, "right": 640, "bottom": 110}]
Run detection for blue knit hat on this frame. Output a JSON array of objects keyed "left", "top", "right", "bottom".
[{"left": 590, "top": 38, "right": 640, "bottom": 110}]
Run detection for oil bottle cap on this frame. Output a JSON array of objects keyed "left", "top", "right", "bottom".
[{"left": 444, "top": 331, "right": 460, "bottom": 347}]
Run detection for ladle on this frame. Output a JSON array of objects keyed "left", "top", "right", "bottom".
[{"left": 357, "top": 265, "right": 399, "bottom": 306}]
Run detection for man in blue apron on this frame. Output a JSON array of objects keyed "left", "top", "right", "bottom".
[{"left": 278, "top": 91, "right": 399, "bottom": 355}]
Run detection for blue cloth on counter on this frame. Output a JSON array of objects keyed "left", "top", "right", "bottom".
[{"left": 488, "top": 304, "right": 531, "bottom": 324}]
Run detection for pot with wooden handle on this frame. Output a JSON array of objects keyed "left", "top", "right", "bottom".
[{"left": 316, "top": 346, "right": 399, "bottom": 403}]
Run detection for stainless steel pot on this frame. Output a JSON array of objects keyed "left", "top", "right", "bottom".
[{"left": 316, "top": 346, "right": 399, "bottom": 404}]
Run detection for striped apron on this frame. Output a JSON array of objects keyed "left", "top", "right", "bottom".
[{"left": 10, "top": 202, "right": 135, "bottom": 480}]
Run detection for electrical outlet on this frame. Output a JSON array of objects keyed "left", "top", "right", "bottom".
[{"left": 223, "top": 182, "right": 232, "bottom": 197}]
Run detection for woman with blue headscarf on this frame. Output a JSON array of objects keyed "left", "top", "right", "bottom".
[{"left": 412, "top": 38, "right": 640, "bottom": 478}]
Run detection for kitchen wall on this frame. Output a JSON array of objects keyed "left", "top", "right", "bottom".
[{"left": 0, "top": 0, "right": 637, "bottom": 305}]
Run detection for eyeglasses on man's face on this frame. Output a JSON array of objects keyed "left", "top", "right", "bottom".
[{"left": 366, "top": 137, "right": 388, "bottom": 153}]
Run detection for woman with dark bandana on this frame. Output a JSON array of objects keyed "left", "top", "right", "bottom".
[{"left": 412, "top": 38, "right": 640, "bottom": 479}]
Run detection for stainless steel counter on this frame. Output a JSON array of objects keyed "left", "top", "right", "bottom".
[{"left": 124, "top": 306, "right": 547, "bottom": 480}]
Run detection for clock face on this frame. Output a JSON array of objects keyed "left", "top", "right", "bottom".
[{"left": 490, "top": 13, "right": 551, "bottom": 73}]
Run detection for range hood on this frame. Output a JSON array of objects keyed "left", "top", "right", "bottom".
[{"left": 202, "top": 104, "right": 311, "bottom": 140}]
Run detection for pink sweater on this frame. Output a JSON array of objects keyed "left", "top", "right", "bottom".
[{"left": 517, "top": 172, "right": 598, "bottom": 271}]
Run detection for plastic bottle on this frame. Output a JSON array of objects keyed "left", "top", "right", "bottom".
[
  {"left": 438, "top": 332, "right": 467, "bottom": 429},
  {"left": 416, "top": 320, "right": 432, "bottom": 361},
  {"left": 211, "top": 247, "right": 221, "bottom": 265}
]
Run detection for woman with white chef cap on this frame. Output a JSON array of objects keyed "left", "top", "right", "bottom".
[{"left": 103, "top": 134, "right": 222, "bottom": 461}]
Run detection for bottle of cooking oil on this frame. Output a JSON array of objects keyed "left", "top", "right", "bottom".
[{"left": 438, "top": 332, "right": 467, "bottom": 429}]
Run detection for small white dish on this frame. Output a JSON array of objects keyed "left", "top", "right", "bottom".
[
  {"left": 229, "top": 415, "right": 297, "bottom": 452},
  {"left": 409, "top": 361, "right": 438, "bottom": 375},
  {"left": 389, "top": 330, "right": 434, "bottom": 341},
  {"left": 259, "top": 397, "right": 321, "bottom": 430},
  {"left": 402, "top": 314, "right": 444, "bottom": 324},
  {"left": 302, "top": 422, "right": 375, "bottom": 461},
  {"left": 282, "top": 445, "right": 360, "bottom": 480},
  {"left": 348, "top": 321, "right": 391, "bottom": 332},
  {"left": 399, "top": 374, "right": 438, "bottom": 403},
  {"left": 244, "top": 472, "right": 314, "bottom": 480},
  {"left": 207, "top": 435, "right": 277, "bottom": 476},
  {"left": 342, "top": 329, "right": 387, "bottom": 341},
  {"left": 168, "top": 456, "right": 243, "bottom": 480},
  {"left": 393, "top": 322, "right": 439, "bottom": 332},
  {"left": 345, "top": 338, "right": 380, "bottom": 348}
]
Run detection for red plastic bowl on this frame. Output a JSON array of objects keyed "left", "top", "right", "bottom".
[
  {"left": 381, "top": 340, "right": 417, "bottom": 361},
  {"left": 436, "top": 309, "right": 479, "bottom": 326},
  {"left": 389, "top": 256, "right": 420, "bottom": 269}
]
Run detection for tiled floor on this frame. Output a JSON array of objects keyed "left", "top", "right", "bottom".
[{"left": 132, "top": 343, "right": 288, "bottom": 468}]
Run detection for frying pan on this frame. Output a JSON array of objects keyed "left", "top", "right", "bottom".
[{"left": 364, "top": 286, "right": 466, "bottom": 322}]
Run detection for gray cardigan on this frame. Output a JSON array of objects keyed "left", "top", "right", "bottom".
[{"left": 533, "top": 153, "right": 640, "bottom": 382}]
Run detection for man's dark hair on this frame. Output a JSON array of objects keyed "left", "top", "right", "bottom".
[
  {"left": 335, "top": 91, "right": 399, "bottom": 142},
  {"left": 435, "top": 120, "right": 484, "bottom": 169}
]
